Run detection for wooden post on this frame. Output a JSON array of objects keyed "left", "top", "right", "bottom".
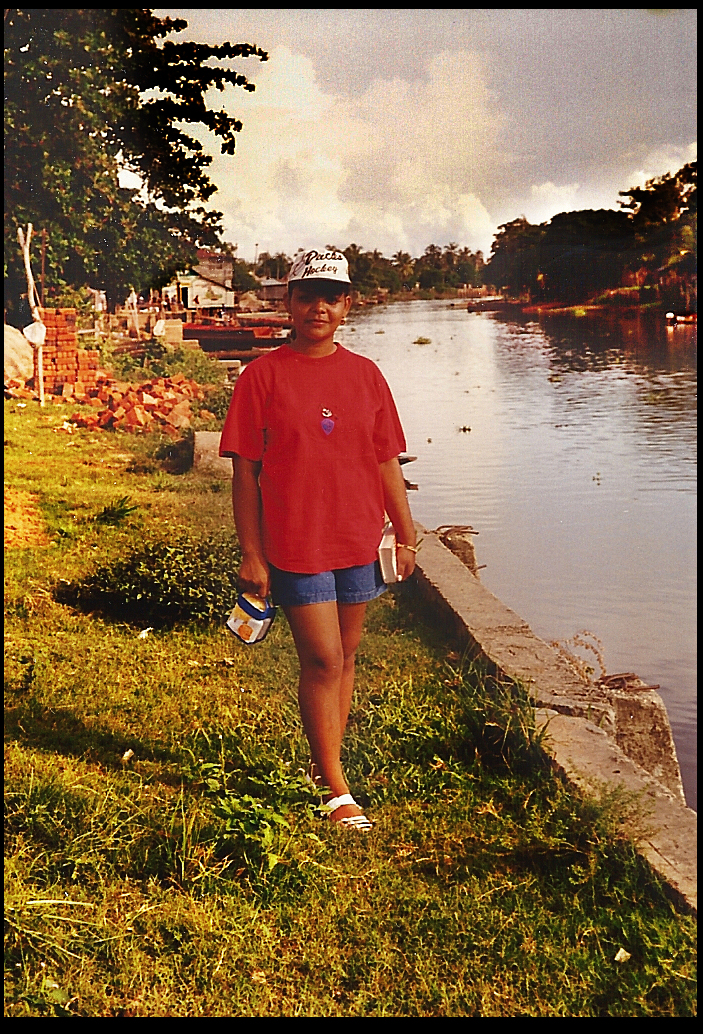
[
  {"left": 127, "top": 289, "right": 140, "bottom": 338},
  {"left": 17, "top": 223, "right": 45, "bottom": 407}
]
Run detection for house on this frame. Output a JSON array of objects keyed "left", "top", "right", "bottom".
[
  {"left": 256, "top": 277, "right": 287, "bottom": 303},
  {"left": 174, "top": 271, "right": 235, "bottom": 310},
  {"left": 195, "top": 250, "right": 234, "bottom": 288},
  {"left": 168, "top": 250, "right": 235, "bottom": 310}
]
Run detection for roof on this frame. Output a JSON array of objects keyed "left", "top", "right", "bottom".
[{"left": 196, "top": 249, "right": 233, "bottom": 263}]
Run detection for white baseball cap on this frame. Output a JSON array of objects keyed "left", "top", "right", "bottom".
[{"left": 287, "top": 249, "right": 351, "bottom": 285}]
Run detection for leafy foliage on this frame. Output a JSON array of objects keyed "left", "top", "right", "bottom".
[
  {"left": 4, "top": 9, "right": 268, "bottom": 315},
  {"left": 194, "top": 747, "right": 324, "bottom": 898},
  {"left": 101, "top": 337, "right": 224, "bottom": 386},
  {"left": 487, "top": 163, "right": 697, "bottom": 305},
  {"left": 338, "top": 241, "right": 486, "bottom": 296},
  {"left": 56, "top": 533, "right": 241, "bottom": 626}
]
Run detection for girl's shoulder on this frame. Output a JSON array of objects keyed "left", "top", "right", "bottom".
[
  {"left": 236, "top": 345, "right": 286, "bottom": 381},
  {"left": 337, "top": 345, "right": 384, "bottom": 375}
]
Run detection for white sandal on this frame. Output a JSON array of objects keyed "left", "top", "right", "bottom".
[{"left": 324, "top": 793, "right": 374, "bottom": 830}]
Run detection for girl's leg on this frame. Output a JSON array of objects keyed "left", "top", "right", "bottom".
[
  {"left": 337, "top": 601, "right": 369, "bottom": 739},
  {"left": 284, "top": 600, "right": 368, "bottom": 821}
]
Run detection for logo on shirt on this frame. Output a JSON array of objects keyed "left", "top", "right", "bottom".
[{"left": 321, "top": 406, "right": 335, "bottom": 435}]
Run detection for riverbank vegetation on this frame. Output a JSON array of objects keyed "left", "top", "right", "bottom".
[
  {"left": 4, "top": 396, "right": 696, "bottom": 1017},
  {"left": 257, "top": 162, "right": 696, "bottom": 311},
  {"left": 487, "top": 163, "right": 696, "bottom": 310}
]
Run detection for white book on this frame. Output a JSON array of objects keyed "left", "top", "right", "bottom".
[{"left": 378, "top": 521, "right": 399, "bottom": 583}]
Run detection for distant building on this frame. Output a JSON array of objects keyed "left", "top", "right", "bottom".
[
  {"left": 195, "top": 250, "right": 234, "bottom": 288},
  {"left": 257, "top": 277, "right": 287, "bottom": 303},
  {"left": 173, "top": 250, "right": 236, "bottom": 310},
  {"left": 173, "top": 271, "right": 235, "bottom": 310}
]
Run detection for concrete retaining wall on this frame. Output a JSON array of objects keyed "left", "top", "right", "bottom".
[{"left": 412, "top": 524, "right": 696, "bottom": 915}]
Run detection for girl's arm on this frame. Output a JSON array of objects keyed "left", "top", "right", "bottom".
[
  {"left": 232, "top": 455, "right": 271, "bottom": 598},
  {"left": 379, "top": 456, "right": 417, "bottom": 581}
]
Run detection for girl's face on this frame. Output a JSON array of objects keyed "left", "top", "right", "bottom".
[{"left": 286, "top": 281, "right": 352, "bottom": 348}]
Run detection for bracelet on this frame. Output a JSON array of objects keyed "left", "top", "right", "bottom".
[{"left": 397, "top": 542, "right": 419, "bottom": 553}]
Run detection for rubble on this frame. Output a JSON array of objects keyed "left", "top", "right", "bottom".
[
  {"left": 4, "top": 306, "right": 219, "bottom": 437},
  {"left": 5, "top": 370, "right": 215, "bottom": 437}
]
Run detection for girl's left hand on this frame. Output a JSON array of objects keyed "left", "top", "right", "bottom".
[{"left": 396, "top": 544, "right": 416, "bottom": 582}]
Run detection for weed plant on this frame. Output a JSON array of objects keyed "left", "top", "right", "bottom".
[
  {"left": 4, "top": 400, "right": 697, "bottom": 1017},
  {"left": 101, "top": 337, "right": 225, "bottom": 388},
  {"left": 55, "top": 533, "right": 242, "bottom": 627},
  {"left": 95, "top": 495, "right": 140, "bottom": 527}
]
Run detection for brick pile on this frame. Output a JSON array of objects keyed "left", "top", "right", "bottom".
[
  {"left": 34, "top": 308, "right": 101, "bottom": 397},
  {"left": 6, "top": 372, "right": 216, "bottom": 437},
  {"left": 67, "top": 373, "right": 217, "bottom": 437}
]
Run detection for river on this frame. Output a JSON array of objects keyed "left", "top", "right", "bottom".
[{"left": 340, "top": 300, "right": 697, "bottom": 809}]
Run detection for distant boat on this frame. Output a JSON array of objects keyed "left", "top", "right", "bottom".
[
  {"left": 466, "top": 297, "right": 521, "bottom": 313},
  {"left": 183, "top": 318, "right": 290, "bottom": 352}
]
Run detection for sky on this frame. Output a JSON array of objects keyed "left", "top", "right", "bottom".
[{"left": 153, "top": 9, "right": 697, "bottom": 264}]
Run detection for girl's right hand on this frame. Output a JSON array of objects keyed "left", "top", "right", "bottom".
[{"left": 238, "top": 552, "right": 271, "bottom": 599}]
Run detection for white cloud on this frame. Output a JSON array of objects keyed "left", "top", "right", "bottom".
[
  {"left": 190, "top": 37, "right": 697, "bottom": 264},
  {"left": 155, "top": 10, "right": 696, "bottom": 261},
  {"left": 334, "top": 51, "right": 504, "bottom": 253},
  {"left": 199, "top": 47, "right": 503, "bottom": 260},
  {"left": 524, "top": 181, "right": 582, "bottom": 224},
  {"left": 622, "top": 141, "right": 697, "bottom": 191}
]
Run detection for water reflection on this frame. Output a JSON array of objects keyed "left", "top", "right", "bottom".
[{"left": 344, "top": 301, "right": 697, "bottom": 808}]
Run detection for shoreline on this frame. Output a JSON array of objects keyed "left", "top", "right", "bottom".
[
  {"left": 354, "top": 291, "right": 694, "bottom": 318},
  {"left": 412, "top": 521, "right": 696, "bottom": 914}
]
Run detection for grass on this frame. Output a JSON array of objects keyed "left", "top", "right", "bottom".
[{"left": 4, "top": 397, "right": 697, "bottom": 1017}]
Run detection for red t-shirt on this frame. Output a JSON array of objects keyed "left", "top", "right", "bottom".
[{"left": 219, "top": 343, "right": 407, "bottom": 572}]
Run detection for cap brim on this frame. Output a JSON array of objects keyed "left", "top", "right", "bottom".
[{"left": 288, "top": 273, "right": 351, "bottom": 285}]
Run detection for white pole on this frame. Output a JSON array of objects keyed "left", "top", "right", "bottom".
[{"left": 17, "top": 224, "right": 45, "bottom": 407}]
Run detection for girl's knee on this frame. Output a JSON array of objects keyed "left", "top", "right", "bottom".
[{"left": 299, "top": 645, "right": 344, "bottom": 678}]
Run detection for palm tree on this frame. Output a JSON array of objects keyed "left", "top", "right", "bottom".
[
  {"left": 444, "top": 241, "right": 459, "bottom": 269},
  {"left": 423, "top": 243, "right": 443, "bottom": 269},
  {"left": 392, "top": 250, "right": 415, "bottom": 284},
  {"left": 344, "top": 243, "right": 363, "bottom": 280}
]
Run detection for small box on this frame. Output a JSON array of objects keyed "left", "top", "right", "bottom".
[
  {"left": 226, "top": 593, "right": 276, "bottom": 644},
  {"left": 378, "top": 521, "right": 399, "bottom": 583}
]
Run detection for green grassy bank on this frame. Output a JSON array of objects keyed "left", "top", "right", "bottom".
[{"left": 4, "top": 395, "right": 696, "bottom": 1017}]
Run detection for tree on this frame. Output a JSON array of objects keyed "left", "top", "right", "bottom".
[
  {"left": 343, "top": 243, "right": 364, "bottom": 283},
  {"left": 487, "top": 218, "right": 545, "bottom": 299},
  {"left": 619, "top": 162, "right": 697, "bottom": 280},
  {"left": 485, "top": 164, "right": 696, "bottom": 304},
  {"left": 232, "top": 260, "right": 258, "bottom": 293},
  {"left": 4, "top": 9, "right": 268, "bottom": 315},
  {"left": 537, "top": 209, "right": 634, "bottom": 302},
  {"left": 256, "top": 250, "right": 291, "bottom": 280}
]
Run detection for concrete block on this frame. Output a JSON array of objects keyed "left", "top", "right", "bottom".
[
  {"left": 193, "top": 430, "right": 232, "bottom": 478},
  {"left": 164, "top": 319, "right": 183, "bottom": 343}
]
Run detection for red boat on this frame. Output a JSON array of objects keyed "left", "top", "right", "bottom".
[{"left": 183, "top": 316, "right": 291, "bottom": 352}]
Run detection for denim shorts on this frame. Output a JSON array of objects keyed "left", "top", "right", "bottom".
[{"left": 269, "top": 561, "right": 387, "bottom": 607}]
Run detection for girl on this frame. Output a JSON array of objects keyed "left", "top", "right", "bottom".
[{"left": 219, "top": 249, "right": 417, "bottom": 829}]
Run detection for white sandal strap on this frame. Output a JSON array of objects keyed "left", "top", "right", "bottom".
[
  {"left": 339, "top": 814, "right": 374, "bottom": 829},
  {"left": 325, "top": 793, "right": 357, "bottom": 813}
]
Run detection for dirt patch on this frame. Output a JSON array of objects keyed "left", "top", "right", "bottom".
[{"left": 4, "top": 487, "right": 49, "bottom": 549}]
